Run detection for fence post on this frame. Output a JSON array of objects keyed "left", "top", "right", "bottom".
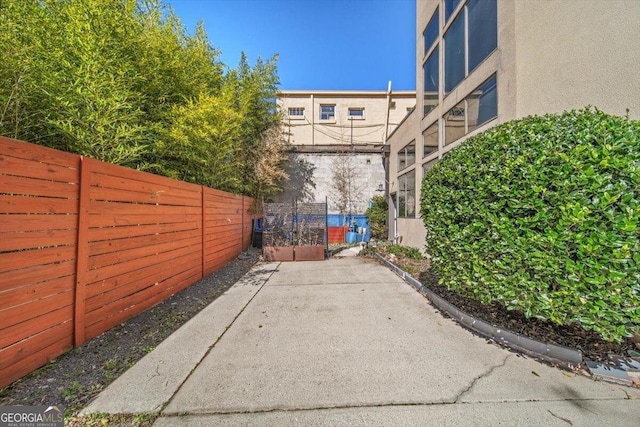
[
  {"left": 201, "top": 186, "right": 206, "bottom": 278},
  {"left": 74, "top": 156, "right": 91, "bottom": 346}
]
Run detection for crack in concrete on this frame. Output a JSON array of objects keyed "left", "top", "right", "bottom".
[
  {"left": 158, "top": 396, "right": 634, "bottom": 418},
  {"left": 454, "top": 354, "right": 512, "bottom": 403},
  {"left": 161, "top": 401, "right": 455, "bottom": 418},
  {"left": 547, "top": 409, "right": 574, "bottom": 426}
]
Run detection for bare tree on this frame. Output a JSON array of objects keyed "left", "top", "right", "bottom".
[{"left": 329, "top": 148, "right": 366, "bottom": 223}]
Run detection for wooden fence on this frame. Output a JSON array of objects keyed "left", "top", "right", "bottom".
[{"left": 0, "top": 137, "right": 256, "bottom": 388}]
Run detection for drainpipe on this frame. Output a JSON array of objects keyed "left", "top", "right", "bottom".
[
  {"left": 311, "top": 93, "right": 315, "bottom": 145},
  {"left": 383, "top": 80, "right": 392, "bottom": 143}
]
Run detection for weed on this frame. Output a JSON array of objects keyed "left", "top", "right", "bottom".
[
  {"left": 385, "top": 245, "right": 425, "bottom": 260},
  {"left": 60, "top": 380, "right": 84, "bottom": 400}
]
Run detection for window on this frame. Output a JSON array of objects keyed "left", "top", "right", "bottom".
[
  {"left": 423, "top": 121, "right": 439, "bottom": 157},
  {"left": 423, "top": 158, "right": 439, "bottom": 176},
  {"left": 423, "top": 46, "right": 439, "bottom": 116},
  {"left": 398, "top": 140, "right": 416, "bottom": 171},
  {"left": 348, "top": 107, "right": 365, "bottom": 119},
  {"left": 423, "top": 7, "right": 439, "bottom": 55},
  {"left": 444, "top": 101, "right": 465, "bottom": 145},
  {"left": 467, "top": 74, "right": 497, "bottom": 132},
  {"left": 288, "top": 107, "right": 305, "bottom": 118},
  {"left": 444, "top": 74, "right": 498, "bottom": 145},
  {"left": 444, "top": 0, "right": 497, "bottom": 93},
  {"left": 444, "top": 0, "right": 462, "bottom": 22},
  {"left": 444, "top": 12, "right": 465, "bottom": 93},
  {"left": 320, "top": 105, "right": 335, "bottom": 121},
  {"left": 468, "top": 0, "right": 498, "bottom": 73},
  {"left": 398, "top": 169, "right": 416, "bottom": 218}
]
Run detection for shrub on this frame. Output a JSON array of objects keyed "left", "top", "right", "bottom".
[
  {"left": 385, "top": 245, "right": 426, "bottom": 260},
  {"left": 420, "top": 108, "right": 640, "bottom": 342},
  {"left": 365, "top": 195, "right": 388, "bottom": 240}
]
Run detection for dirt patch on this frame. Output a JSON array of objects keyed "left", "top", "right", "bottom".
[{"left": 0, "top": 249, "right": 261, "bottom": 421}]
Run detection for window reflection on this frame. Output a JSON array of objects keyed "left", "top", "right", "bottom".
[
  {"left": 398, "top": 169, "right": 416, "bottom": 218},
  {"left": 444, "top": 101, "right": 465, "bottom": 145},
  {"left": 423, "top": 121, "right": 438, "bottom": 156},
  {"left": 423, "top": 7, "right": 439, "bottom": 54},
  {"left": 423, "top": 158, "right": 439, "bottom": 177},
  {"left": 467, "top": 74, "right": 497, "bottom": 133},
  {"left": 398, "top": 140, "right": 416, "bottom": 171},
  {"left": 468, "top": 0, "right": 498, "bottom": 73},
  {"left": 444, "top": 0, "right": 462, "bottom": 22},
  {"left": 444, "top": 13, "right": 464, "bottom": 93},
  {"left": 444, "top": 0, "right": 497, "bottom": 93},
  {"left": 423, "top": 46, "right": 439, "bottom": 116}
]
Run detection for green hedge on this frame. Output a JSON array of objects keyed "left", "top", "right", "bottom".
[
  {"left": 420, "top": 108, "right": 640, "bottom": 342},
  {"left": 365, "top": 195, "right": 388, "bottom": 240}
]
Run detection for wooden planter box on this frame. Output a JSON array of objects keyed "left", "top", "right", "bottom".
[
  {"left": 263, "top": 246, "right": 294, "bottom": 262},
  {"left": 294, "top": 245, "right": 325, "bottom": 261},
  {"left": 263, "top": 246, "right": 325, "bottom": 261}
]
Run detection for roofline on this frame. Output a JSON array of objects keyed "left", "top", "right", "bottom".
[
  {"left": 278, "top": 90, "right": 416, "bottom": 97},
  {"left": 385, "top": 106, "right": 416, "bottom": 141}
]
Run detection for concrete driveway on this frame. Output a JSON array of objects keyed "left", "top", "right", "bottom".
[{"left": 83, "top": 256, "right": 640, "bottom": 426}]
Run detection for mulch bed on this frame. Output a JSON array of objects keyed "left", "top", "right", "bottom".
[{"left": 418, "top": 269, "right": 637, "bottom": 364}]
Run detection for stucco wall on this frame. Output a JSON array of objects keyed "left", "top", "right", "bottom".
[
  {"left": 397, "top": 217, "right": 428, "bottom": 251},
  {"left": 275, "top": 151, "right": 386, "bottom": 215},
  {"left": 514, "top": 0, "right": 640, "bottom": 120}
]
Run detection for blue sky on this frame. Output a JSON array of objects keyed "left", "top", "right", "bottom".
[{"left": 167, "top": 0, "right": 416, "bottom": 91}]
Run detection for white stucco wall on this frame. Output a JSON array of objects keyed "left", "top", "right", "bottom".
[{"left": 275, "top": 151, "right": 386, "bottom": 215}]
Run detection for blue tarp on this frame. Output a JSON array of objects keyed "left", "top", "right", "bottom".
[{"left": 327, "top": 214, "right": 370, "bottom": 242}]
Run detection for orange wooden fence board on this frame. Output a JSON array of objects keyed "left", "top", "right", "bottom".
[
  {"left": 0, "top": 136, "right": 258, "bottom": 388},
  {"left": 0, "top": 137, "right": 79, "bottom": 390}
]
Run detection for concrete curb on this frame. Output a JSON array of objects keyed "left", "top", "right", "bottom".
[{"left": 374, "top": 253, "right": 640, "bottom": 387}]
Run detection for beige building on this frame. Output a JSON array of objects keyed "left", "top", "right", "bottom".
[
  {"left": 277, "top": 90, "right": 415, "bottom": 214},
  {"left": 279, "top": 90, "right": 416, "bottom": 147},
  {"left": 387, "top": 0, "right": 640, "bottom": 249}
]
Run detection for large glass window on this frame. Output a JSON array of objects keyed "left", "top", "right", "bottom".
[
  {"left": 398, "top": 140, "right": 416, "bottom": 171},
  {"left": 467, "top": 74, "right": 497, "bottom": 133},
  {"left": 444, "top": 12, "right": 465, "bottom": 93},
  {"left": 467, "top": 0, "right": 498, "bottom": 73},
  {"left": 444, "top": 0, "right": 462, "bottom": 22},
  {"left": 444, "top": 74, "right": 498, "bottom": 145},
  {"left": 398, "top": 169, "right": 416, "bottom": 218},
  {"left": 320, "top": 105, "right": 335, "bottom": 121},
  {"left": 444, "top": 0, "right": 497, "bottom": 93},
  {"left": 423, "top": 46, "right": 439, "bottom": 116},
  {"left": 423, "top": 7, "right": 439, "bottom": 55},
  {"left": 444, "top": 101, "right": 465, "bottom": 145},
  {"left": 423, "top": 121, "right": 439, "bottom": 157}
]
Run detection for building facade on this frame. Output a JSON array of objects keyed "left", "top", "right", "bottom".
[
  {"left": 277, "top": 90, "right": 415, "bottom": 215},
  {"left": 388, "top": 0, "right": 640, "bottom": 250}
]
